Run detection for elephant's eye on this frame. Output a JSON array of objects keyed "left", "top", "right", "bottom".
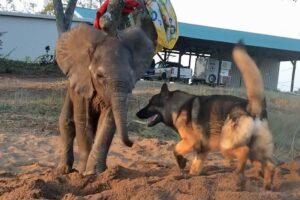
[{"left": 97, "top": 72, "right": 104, "bottom": 79}]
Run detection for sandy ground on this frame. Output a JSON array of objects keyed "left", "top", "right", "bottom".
[{"left": 0, "top": 75, "right": 300, "bottom": 200}]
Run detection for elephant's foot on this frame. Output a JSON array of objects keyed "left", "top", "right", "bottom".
[
  {"left": 56, "top": 150, "right": 74, "bottom": 175},
  {"left": 77, "top": 152, "right": 91, "bottom": 174},
  {"left": 83, "top": 164, "right": 107, "bottom": 176},
  {"left": 77, "top": 162, "right": 87, "bottom": 175},
  {"left": 83, "top": 170, "right": 94, "bottom": 176},
  {"left": 55, "top": 163, "right": 73, "bottom": 175}
]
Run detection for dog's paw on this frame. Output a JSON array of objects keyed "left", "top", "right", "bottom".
[
  {"left": 189, "top": 163, "right": 204, "bottom": 176},
  {"left": 235, "top": 173, "right": 246, "bottom": 191},
  {"left": 173, "top": 170, "right": 191, "bottom": 180},
  {"left": 175, "top": 155, "right": 188, "bottom": 169},
  {"left": 189, "top": 168, "right": 202, "bottom": 176},
  {"left": 263, "top": 178, "right": 273, "bottom": 191}
]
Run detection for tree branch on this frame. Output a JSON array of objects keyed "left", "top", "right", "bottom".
[
  {"left": 53, "top": 0, "right": 66, "bottom": 33},
  {"left": 65, "top": 0, "right": 78, "bottom": 30},
  {"left": 53, "top": 0, "right": 78, "bottom": 35}
]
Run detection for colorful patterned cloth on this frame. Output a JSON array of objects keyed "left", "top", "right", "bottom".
[
  {"left": 145, "top": 0, "right": 179, "bottom": 52},
  {"left": 93, "top": 0, "right": 140, "bottom": 29},
  {"left": 93, "top": 0, "right": 179, "bottom": 52}
]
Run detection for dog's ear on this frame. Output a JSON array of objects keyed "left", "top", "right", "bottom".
[{"left": 160, "top": 83, "right": 169, "bottom": 95}]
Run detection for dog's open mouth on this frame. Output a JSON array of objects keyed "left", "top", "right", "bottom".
[{"left": 147, "top": 114, "right": 160, "bottom": 127}]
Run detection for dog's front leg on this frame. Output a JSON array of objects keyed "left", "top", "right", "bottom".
[
  {"left": 189, "top": 152, "right": 207, "bottom": 175},
  {"left": 173, "top": 139, "right": 194, "bottom": 176}
]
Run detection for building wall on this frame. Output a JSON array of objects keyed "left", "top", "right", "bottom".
[
  {"left": 0, "top": 11, "right": 281, "bottom": 90},
  {"left": 229, "top": 58, "right": 280, "bottom": 90},
  {"left": 0, "top": 12, "right": 91, "bottom": 61}
]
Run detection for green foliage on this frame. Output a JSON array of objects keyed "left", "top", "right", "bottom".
[
  {"left": 0, "top": 58, "right": 63, "bottom": 76},
  {"left": 77, "top": 0, "right": 103, "bottom": 8},
  {"left": 40, "top": 2, "right": 55, "bottom": 15},
  {"left": 0, "top": 32, "right": 4, "bottom": 57}
]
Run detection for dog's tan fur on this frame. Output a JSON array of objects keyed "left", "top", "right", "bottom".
[
  {"left": 232, "top": 45, "right": 264, "bottom": 117},
  {"left": 137, "top": 44, "right": 275, "bottom": 190},
  {"left": 172, "top": 46, "right": 274, "bottom": 189}
]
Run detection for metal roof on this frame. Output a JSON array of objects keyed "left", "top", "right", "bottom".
[
  {"left": 179, "top": 22, "right": 300, "bottom": 53},
  {"left": 0, "top": 11, "right": 91, "bottom": 23},
  {"left": 73, "top": 7, "right": 300, "bottom": 60},
  {"left": 75, "top": 7, "right": 96, "bottom": 21}
]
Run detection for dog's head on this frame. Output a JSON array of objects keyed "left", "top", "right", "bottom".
[{"left": 136, "top": 83, "right": 171, "bottom": 127}]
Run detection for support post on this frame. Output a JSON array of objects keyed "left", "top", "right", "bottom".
[
  {"left": 290, "top": 60, "right": 297, "bottom": 92},
  {"left": 177, "top": 52, "right": 182, "bottom": 79},
  {"left": 156, "top": 53, "right": 164, "bottom": 61},
  {"left": 217, "top": 59, "right": 222, "bottom": 85},
  {"left": 188, "top": 51, "right": 192, "bottom": 68}
]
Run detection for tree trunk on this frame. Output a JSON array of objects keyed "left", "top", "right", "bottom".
[{"left": 53, "top": 0, "right": 78, "bottom": 35}]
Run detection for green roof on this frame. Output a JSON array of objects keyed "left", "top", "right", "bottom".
[
  {"left": 179, "top": 22, "right": 300, "bottom": 53},
  {"left": 75, "top": 7, "right": 96, "bottom": 20},
  {"left": 75, "top": 7, "right": 300, "bottom": 53}
]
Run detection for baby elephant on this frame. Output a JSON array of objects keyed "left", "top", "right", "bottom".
[{"left": 55, "top": 23, "right": 154, "bottom": 175}]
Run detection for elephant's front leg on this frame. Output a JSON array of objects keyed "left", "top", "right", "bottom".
[
  {"left": 84, "top": 108, "right": 116, "bottom": 175},
  {"left": 73, "top": 95, "right": 92, "bottom": 174},
  {"left": 57, "top": 89, "right": 76, "bottom": 174}
]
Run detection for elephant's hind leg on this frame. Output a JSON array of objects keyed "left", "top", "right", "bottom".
[{"left": 57, "top": 90, "right": 76, "bottom": 174}]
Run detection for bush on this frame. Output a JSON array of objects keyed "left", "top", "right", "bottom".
[
  {"left": 0, "top": 58, "right": 63, "bottom": 76},
  {"left": 0, "top": 32, "right": 4, "bottom": 57}
]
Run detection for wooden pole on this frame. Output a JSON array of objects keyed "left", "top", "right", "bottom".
[
  {"left": 188, "top": 51, "right": 192, "bottom": 68},
  {"left": 177, "top": 52, "right": 182, "bottom": 79},
  {"left": 290, "top": 60, "right": 297, "bottom": 92},
  {"left": 217, "top": 59, "right": 222, "bottom": 85}
]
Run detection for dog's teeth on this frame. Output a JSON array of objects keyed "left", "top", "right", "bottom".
[{"left": 132, "top": 120, "right": 147, "bottom": 125}]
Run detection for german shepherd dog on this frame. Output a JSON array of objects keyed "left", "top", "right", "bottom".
[{"left": 136, "top": 44, "right": 274, "bottom": 190}]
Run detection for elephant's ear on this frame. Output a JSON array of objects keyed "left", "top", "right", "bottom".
[
  {"left": 120, "top": 27, "right": 155, "bottom": 79},
  {"left": 55, "top": 23, "right": 107, "bottom": 98}
]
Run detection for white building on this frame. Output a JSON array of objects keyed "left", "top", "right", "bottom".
[
  {"left": 0, "top": 11, "right": 92, "bottom": 61},
  {"left": 1, "top": 8, "right": 300, "bottom": 91}
]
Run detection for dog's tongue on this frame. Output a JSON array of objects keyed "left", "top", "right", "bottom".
[{"left": 147, "top": 114, "right": 158, "bottom": 124}]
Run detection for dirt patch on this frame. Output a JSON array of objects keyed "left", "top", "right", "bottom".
[
  {"left": 0, "top": 75, "right": 300, "bottom": 199},
  {"left": 0, "top": 136, "right": 300, "bottom": 200}
]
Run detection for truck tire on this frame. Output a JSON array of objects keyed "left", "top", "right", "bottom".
[
  {"left": 208, "top": 74, "right": 216, "bottom": 84},
  {"left": 162, "top": 73, "right": 167, "bottom": 80},
  {"left": 183, "top": 78, "right": 189, "bottom": 84}
]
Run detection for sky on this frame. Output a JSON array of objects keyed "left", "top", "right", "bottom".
[
  {"left": 1, "top": 0, "right": 300, "bottom": 91},
  {"left": 172, "top": 0, "right": 300, "bottom": 39},
  {"left": 0, "top": 0, "right": 44, "bottom": 13},
  {"left": 170, "top": 0, "right": 300, "bottom": 92}
]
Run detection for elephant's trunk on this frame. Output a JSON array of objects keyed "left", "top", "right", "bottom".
[{"left": 111, "top": 92, "right": 133, "bottom": 147}]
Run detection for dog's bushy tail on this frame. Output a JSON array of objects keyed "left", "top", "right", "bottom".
[{"left": 232, "top": 42, "right": 264, "bottom": 117}]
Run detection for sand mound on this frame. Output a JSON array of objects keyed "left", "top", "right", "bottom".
[
  {"left": 0, "top": 76, "right": 299, "bottom": 199},
  {"left": 0, "top": 136, "right": 300, "bottom": 200}
]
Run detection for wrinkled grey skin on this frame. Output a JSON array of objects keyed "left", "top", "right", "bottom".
[{"left": 55, "top": 24, "right": 154, "bottom": 175}]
